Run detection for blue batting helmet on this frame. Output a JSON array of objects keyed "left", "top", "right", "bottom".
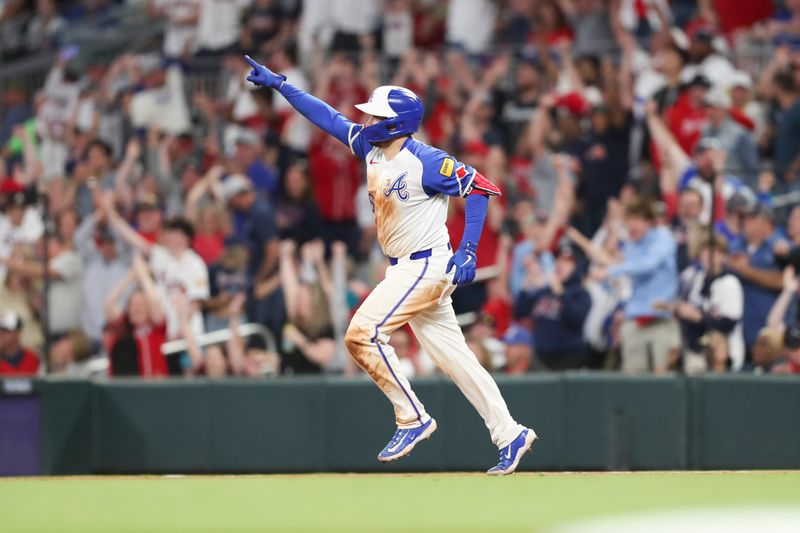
[{"left": 355, "top": 86, "right": 424, "bottom": 145}]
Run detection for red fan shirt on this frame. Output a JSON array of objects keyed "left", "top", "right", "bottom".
[{"left": 0, "top": 349, "right": 40, "bottom": 376}]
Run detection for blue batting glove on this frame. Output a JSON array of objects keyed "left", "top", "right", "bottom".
[
  {"left": 244, "top": 55, "right": 286, "bottom": 89},
  {"left": 446, "top": 242, "right": 477, "bottom": 285}
]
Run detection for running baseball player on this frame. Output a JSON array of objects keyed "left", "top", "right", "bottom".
[{"left": 245, "top": 56, "right": 536, "bottom": 475}]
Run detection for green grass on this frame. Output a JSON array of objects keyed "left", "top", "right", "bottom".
[{"left": 1, "top": 472, "right": 799, "bottom": 532}]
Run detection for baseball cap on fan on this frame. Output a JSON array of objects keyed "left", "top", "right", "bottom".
[
  {"left": 0, "top": 180, "right": 27, "bottom": 209},
  {"left": 730, "top": 70, "right": 753, "bottom": 91},
  {"left": 135, "top": 193, "right": 162, "bottom": 213},
  {"left": 221, "top": 174, "right": 253, "bottom": 202},
  {"left": 503, "top": 325, "right": 534, "bottom": 347},
  {"left": 702, "top": 88, "right": 731, "bottom": 109},
  {"left": 694, "top": 137, "right": 723, "bottom": 156},
  {"left": 743, "top": 202, "right": 775, "bottom": 223},
  {"left": 0, "top": 310, "right": 23, "bottom": 331},
  {"left": 726, "top": 193, "right": 752, "bottom": 216}
]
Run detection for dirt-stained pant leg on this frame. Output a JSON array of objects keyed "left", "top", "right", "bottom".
[
  {"left": 344, "top": 256, "right": 444, "bottom": 429},
  {"left": 408, "top": 256, "right": 524, "bottom": 448}
]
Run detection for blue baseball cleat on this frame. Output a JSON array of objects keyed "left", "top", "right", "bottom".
[
  {"left": 377, "top": 418, "right": 437, "bottom": 462},
  {"left": 486, "top": 428, "right": 537, "bottom": 476}
]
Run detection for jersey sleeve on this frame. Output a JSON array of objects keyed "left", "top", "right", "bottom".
[
  {"left": 186, "top": 256, "right": 210, "bottom": 301},
  {"left": 420, "top": 150, "right": 479, "bottom": 198},
  {"left": 278, "top": 82, "right": 371, "bottom": 159}
]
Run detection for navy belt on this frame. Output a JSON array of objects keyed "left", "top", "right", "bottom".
[{"left": 389, "top": 244, "right": 450, "bottom": 266}]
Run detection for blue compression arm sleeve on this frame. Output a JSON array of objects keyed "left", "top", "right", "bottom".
[
  {"left": 278, "top": 82, "right": 366, "bottom": 157},
  {"left": 460, "top": 193, "right": 488, "bottom": 249}
]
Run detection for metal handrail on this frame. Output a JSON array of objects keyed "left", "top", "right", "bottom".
[
  {"left": 160, "top": 322, "right": 277, "bottom": 356},
  {"left": 771, "top": 190, "right": 800, "bottom": 209}
]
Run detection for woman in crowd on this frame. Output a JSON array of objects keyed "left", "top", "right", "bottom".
[
  {"left": 104, "top": 254, "right": 169, "bottom": 377},
  {"left": 274, "top": 163, "right": 323, "bottom": 245},
  {"left": 278, "top": 239, "right": 336, "bottom": 374}
]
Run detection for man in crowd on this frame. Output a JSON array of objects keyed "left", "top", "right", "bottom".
[
  {"left": 74, "top": 208, "right": 130, "bottom": 347},
  {"left": 3, "top": 233, "right": 83, "bottom": 339},
  {"left": 727, "top": 204, "right": 786, "bottom": 353},
  {"left": 502, "top": 324, "right": 533, "bottom": 375},
  {"left": 0, "top": 181, "right": 43, "bottom": 282},
  {"left": 772, "top": 69, "right": 800, "bottom": 184},
  {"left": 0, "top": 310, "right": 39, "bottom": 376},
  {"left": 699, "top": 88, "right": 759, "bottom": 187},
  {"left": 514, "top": 242, "right": 592, "bottom": 370},
  {"left": 221, "top": 174, "right": 282, "bottom": 336},
  {"left": 603, "top": 199, "right": 680, "bottom": 373}
]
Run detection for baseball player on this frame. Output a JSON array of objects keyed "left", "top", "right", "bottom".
[{"left": 246, "top": 56, "right": 536, "bottom": 475}]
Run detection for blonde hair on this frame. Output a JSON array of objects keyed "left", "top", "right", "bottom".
[{"left": 293, "top": 282, "right": 331, "bottom": 338}]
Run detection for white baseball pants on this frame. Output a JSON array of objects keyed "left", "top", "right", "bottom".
[{"left": 344, "top": 247, "right": 524, "bottom": 448}]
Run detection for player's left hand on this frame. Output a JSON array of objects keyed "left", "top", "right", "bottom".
[
  {"left": 447, "top": 243, "right": 477, "bottom": 285},
  {"left": 244, "top": 55, "right": 286, "bottom": 89}
]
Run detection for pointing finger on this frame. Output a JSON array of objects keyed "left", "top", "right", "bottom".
[{"left": 244, "top": 55, "right": 259, "bottom": 68}]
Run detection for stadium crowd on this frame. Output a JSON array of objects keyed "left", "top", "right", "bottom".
[{"left": 2, "top": 0, "right": 800, "bottom": 378}]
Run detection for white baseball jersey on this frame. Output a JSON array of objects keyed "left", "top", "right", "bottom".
[
  {"left": 149, "top": 245, "right": 210, "bottom": 339},
  {"left": 0, "top": 208, "right": 44, "bottom": 282},
  {"left": 359, "top": 137, "right": 477, "bottom": 259}
]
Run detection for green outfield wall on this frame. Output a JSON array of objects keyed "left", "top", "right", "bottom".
[{"left": 2, "top": 373, "right": 799, "bottom": 475}]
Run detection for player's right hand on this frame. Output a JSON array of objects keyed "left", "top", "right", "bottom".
[{"left": 244, "top": 55, "right": 286, "bottom": 89}]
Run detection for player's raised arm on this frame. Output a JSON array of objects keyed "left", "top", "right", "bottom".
[{"left": 244, "top": 55, "right": 370, "bottom": 158}]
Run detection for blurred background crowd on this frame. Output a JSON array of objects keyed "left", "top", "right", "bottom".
[{"left": 2, "top": 0, "right": 800, "bottom": 379}]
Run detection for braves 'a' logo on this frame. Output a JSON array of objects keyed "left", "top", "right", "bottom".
[{"left": 383, "top": 172, "right": 409, "bottom": 201}]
